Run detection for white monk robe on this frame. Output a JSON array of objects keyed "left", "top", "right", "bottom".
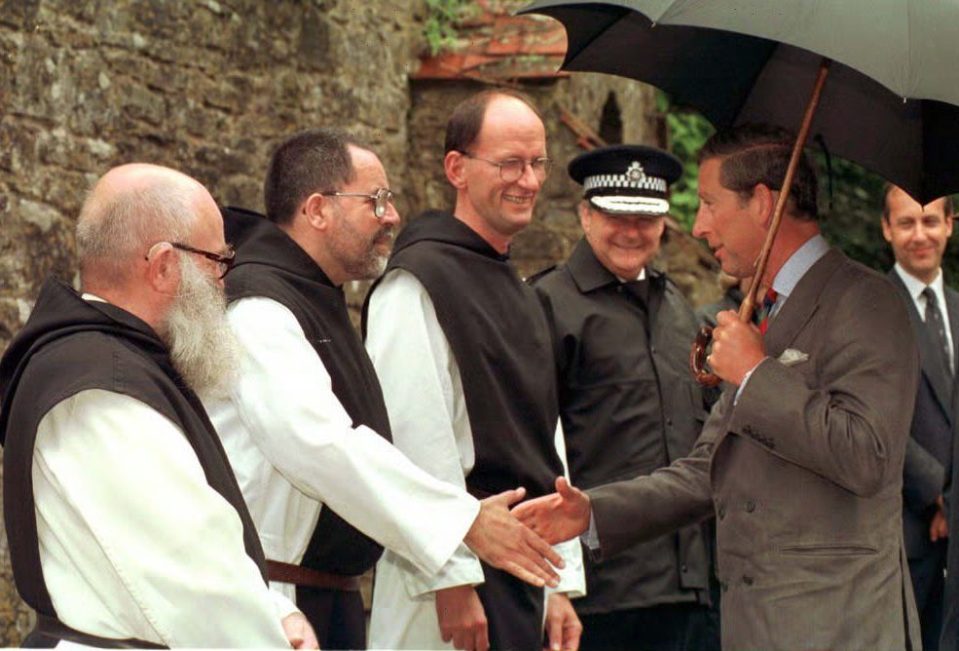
[
  {"left": 366, "top": 269, "right": 585, "bottom": 650},
  {"left": 204, "top": 297, "right": 481, "bottom": 603},
  {"left": 35, "top": 389, "right": 293, "bottom": 648}
]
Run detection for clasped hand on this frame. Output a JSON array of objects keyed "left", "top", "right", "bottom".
[{"left": 708, "top": 310, "right": 766, "bottom": 386}]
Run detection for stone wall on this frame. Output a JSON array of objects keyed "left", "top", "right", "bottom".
[
  {"left": 0, "top": 0, "right": 426, "bottom": 642},
  {"left": 0, "top": 0, "right": 721, "bottom": 644}
]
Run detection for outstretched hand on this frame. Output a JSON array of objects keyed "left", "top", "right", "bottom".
[
  {"left": 464, "top": 486, "right": 564, "bottom": 588},
  {"left": 511, "top": 477, "right": 591, "bottom": 545}
]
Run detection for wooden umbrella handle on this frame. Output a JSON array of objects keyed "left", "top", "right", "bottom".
[
  {"left": 690, "top": 58, "right": 831, "bottom": 386},
  {"left": 689, "top": 287, "right": 764, "bottom": 387},
  {"left": 690, "top": 325, "right": 722, "bottom": 387}
]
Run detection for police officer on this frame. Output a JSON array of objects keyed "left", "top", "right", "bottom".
[{"left": 530, "top": 145, "right": 719, "bottom": 651}]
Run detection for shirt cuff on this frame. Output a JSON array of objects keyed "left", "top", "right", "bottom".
[
  {"left": 581, "top": 508, "right": 600, "bottom": 551},
  {"left": 550, "top": 538, "right": 586, "bottom": 598}
]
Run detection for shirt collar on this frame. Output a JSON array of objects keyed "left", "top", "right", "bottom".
[
  {"left": 771, "top": 234, "right": 830, "bottom": 300},
  {"left": 616, "top": 268, "right": 647, "bottom": 283},
  {"left": 894, "top": 262, "right": 944, "bottom": 301}
]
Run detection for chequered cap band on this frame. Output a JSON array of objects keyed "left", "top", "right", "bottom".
[{"left": 582, "top": 161, "right": 668, "bottom": 194}]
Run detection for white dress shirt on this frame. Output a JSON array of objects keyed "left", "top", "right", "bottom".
[
  {"left": 366, "top": 269, "right": 585, "bottom": 650},
  {"left": 894, "top": 262, "right": 954, "bottom": 367},
  {"left": 35, "top": 389, "right": 292, "bottom": 648},
  {"left": 203, "top": 297, "right": 480, "bottom": 603}
]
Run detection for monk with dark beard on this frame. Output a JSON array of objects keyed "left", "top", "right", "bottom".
[{"left": 0, "top": 163, "right": 316, "bottom": 648}]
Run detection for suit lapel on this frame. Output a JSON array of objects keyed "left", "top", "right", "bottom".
[
  {"left": 711, "top": 249, "right": 838, "bottom": 455},
  {"left": 889, "top": 270, "right": 954, "bottom": 422},
  {"left": 945, "top": 286, "right": 959, "bottom": 412},
  {"left": 761, "top": 248, "right": 844, "bottom": 357}
]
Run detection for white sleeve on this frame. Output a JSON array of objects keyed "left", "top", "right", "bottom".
[
  {"left": 549, "top": 418, "right": 586, "bottom": 597},
  {"left": 224, "top": 297, "right": 479, "bottom": 577},
  {"left": 34, "top": 390, "right": 290, "bottom": 648},
  {"left": 366, "top": 270, "right": 486, "bottom": 596},
  {"left": 268, "top": 589, "right": 300, "bottom": 621}
]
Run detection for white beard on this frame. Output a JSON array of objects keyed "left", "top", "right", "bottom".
[{"left": 161, "top": 256, "right": 240, "bottom": 400}]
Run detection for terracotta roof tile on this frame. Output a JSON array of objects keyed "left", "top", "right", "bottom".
[{"left": 413, "top": 0, "right": 568, "bottom": 81}]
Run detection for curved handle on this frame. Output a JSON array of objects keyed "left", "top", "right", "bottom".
[{"left": 690, "top": 325, "right": 722, "bottom": 387}]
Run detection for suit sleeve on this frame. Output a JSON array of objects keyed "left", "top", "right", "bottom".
[
  {"left": 729, "top": 273, "right": 919, "bottom": 497},
  {"left": 587, "top": 391, "right": 725, "bottom": 559},
  {"left": 902, "top": 436, "right": 946, "bottom": 513}
]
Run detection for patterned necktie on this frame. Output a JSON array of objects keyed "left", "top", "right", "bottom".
[
  {"left": 922, "top": 287, "right": 953, "bottom": 376},
  {"left": 758, "top": 288, "right": 778, "bottom": 335}
]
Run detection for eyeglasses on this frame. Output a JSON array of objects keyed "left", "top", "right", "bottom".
[
  {"left": 319, "top": 187, "right": 396, "bottom": 219},
  {"left": 170, "top": 242, "right": 236, "bottom": 279},
  {"left": 459, "top": 152, "right": 552, "bottom": 183}
]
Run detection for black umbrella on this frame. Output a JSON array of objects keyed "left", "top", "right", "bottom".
[
  {"left": 520, "top": 0, "right": 959, "bottom": 384},
  {"left": 520, "top": 1, "right": 959, "bottom": 204}
]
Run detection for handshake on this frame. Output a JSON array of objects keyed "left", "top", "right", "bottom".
[{"left": 467, "top": 478, "right": 591, "bottom": 586}]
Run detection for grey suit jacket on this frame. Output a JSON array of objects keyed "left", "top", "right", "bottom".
[{"left": 589, "top": 249, "right": 921, "bottom": 651}]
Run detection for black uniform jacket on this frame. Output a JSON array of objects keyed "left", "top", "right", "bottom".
[{"left": 530, "top": 238, "right": 712, "bottom": 614}]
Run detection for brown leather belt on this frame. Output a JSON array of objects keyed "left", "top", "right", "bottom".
[
  {"left": 266, "top": 560, "right": 361, "bottom": 592},
  {"left": 31, "top": 614, "right": 167, "bottom": 648}
]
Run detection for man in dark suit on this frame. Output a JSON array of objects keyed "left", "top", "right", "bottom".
[
  {"left": 883, "top": 184, "right": 958, "bottom": 651},
  {"left": 514, "top": 124, "right": 922, "bottom": 650}
]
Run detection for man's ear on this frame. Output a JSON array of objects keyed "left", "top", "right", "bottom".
[
  {"left": 145, "top": 242, "right": 180, "bottom": 295},
  {"left": 880, "top": 216, "right": 894, "bottom": 243},
  {"left": 444, "top": 150, "right": 468, "bottom": 190},
  {"left": 751, "top": 183, "right": 777, "bottom": 228},
  {"left": 302, "top": 193, "right": 331, "bottom": 231},
  {"left": 577, "top": 201, "right": 592, "bottom": 233}
]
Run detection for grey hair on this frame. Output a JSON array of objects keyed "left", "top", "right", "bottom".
[{"left": 76, "top": 180, "right": 198, "bottom": 282}]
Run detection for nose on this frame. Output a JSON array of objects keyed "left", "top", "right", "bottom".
[
  {"left": 381, "top": 200, "right": 401, "bottom": 227},
  {"left": 517, "top": 162, "right": 542, "bottom": 191},
  {"left": 692, "top": 205, "right": 708, "bottom": 238},
  {"left": 913, "top": 222, "right": 931, "bottom": 242}
]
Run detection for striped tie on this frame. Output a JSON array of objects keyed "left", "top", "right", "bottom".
[{"left": 923, "top": 287, "right": 953, "bottom": 376}]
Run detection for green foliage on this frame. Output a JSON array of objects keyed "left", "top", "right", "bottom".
[
  {"left": 423, "top": 0, "right": 473, "bottom": 55},
  {"left": 657, "top": 91, "right": 959, "bottom": 284},
  {"left": 656, "top": 93, "right": 713, "bottom": 232}
]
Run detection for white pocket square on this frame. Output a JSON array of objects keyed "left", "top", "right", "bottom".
[{"left": 778, "top": 348, "right": 809, "bottom": 366}]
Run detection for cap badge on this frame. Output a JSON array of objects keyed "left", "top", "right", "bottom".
[{"left": 626, "top": 161, "right": 647, "bottom": 183}]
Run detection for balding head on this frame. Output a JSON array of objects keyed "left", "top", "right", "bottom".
[
  {"left": 75, "top": 164, "right": 240, "bottom": 397},
  {"left": 76, "top": 163, "right": 212, "bottom": 290}
]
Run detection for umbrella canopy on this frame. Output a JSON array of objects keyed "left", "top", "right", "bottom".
[{"left": 520, "top": 0, "right": 959, "bottom": 203}]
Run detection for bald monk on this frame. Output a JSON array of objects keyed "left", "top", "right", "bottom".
[{"left": 0, "top": 164, "right": 315, "bottom": 648}]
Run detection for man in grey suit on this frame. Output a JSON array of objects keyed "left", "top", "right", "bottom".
[
  {"left": 882, "top": 184, "right": 957, "bottom": 651},
  {"left": 514, "top": 124, "right": 922, "bottom": 650}
]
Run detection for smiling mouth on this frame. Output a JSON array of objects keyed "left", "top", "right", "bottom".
[{"left": 504, "top": 194, "right": 534, "bottom": 205}]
